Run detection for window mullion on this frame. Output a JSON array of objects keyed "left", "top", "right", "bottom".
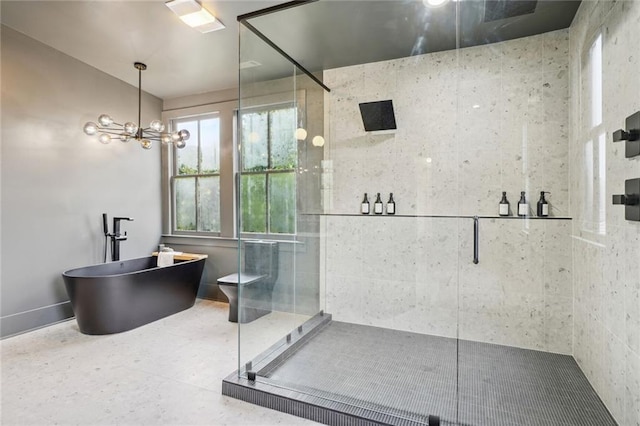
[
  {"left": 195, "top": 120, "right": 201, "bottom": 230},
  {"left": 194, "top": 176, "right": 200, "bottom": 231},
  {"left": 266, "top": 111, "right": 272, "bottom": 233}
]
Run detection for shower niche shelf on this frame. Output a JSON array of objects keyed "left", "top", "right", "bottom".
[{"left": 314, "top": 213, "right": 572, "bottom": 220}]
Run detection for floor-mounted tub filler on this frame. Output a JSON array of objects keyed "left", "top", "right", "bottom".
[{"left": 62, "top": 253, "right": 206, "bottom": 335}]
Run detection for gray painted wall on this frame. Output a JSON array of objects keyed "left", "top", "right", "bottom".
[{"left": 1, "top": 26, "right": 164, "bottom": 337}]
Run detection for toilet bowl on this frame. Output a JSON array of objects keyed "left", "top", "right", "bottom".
[{"left": 217, "top": 241, "right": 279, "bottom": 323}]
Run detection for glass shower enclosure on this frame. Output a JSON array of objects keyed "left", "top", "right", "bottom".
[{"left": 223, "top": 1, "right": 620, "bottom": 425}]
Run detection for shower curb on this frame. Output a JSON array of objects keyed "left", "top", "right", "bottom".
[
  {"left": 222, "top": 373, "right": 439, "bottom": 426},
  {"left": 222, "top": 376, "right": 391, "bottom": 426},
  {"left": 222, "top": 313, "right": 441, "bottom": 426}
]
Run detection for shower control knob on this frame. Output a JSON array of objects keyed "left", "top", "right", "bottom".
[
  {"left": 612, "top": 194, "right": 638, "bottom": 205},
  {"left": 613, "top": 129, "right": 638, "bottom": 142},
  {"left": 613, "top": 111, "right": 640, "bottom": 157},
  {"left": 612, "top": 178, "right": 640, "bottom": 221}
]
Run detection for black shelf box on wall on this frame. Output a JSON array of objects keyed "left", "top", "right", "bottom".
[{"left": 359, "top": 100, "right": 397, "bottom": 132}]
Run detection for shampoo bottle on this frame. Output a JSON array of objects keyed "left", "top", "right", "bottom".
[
  {"left": 387, "top": 193, "right": 396, "bottom": 215},
  {"left": 374, "top": 193, "right": 384, "bottom": 214},
  {"left": 517, "top": 191, "right": 528, "bottom": 217},
  {"left": 361, "top": 193, "right": 370, "bottom": 214},
  {"left": 537, "top": 191, "right": 550, "bottom": 217},
  {"left": 499, "top": 192, "right": 510, "bottom": 216}
]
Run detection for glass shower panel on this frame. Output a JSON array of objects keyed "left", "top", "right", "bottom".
[
  {"left": 237, "top": 23, "right": 320, "bottom": 379},
  {"left": 455, "top": 1, "right": 577, "bottom": 423},
  {"left": 243, "top": 1, "right": 464, "bottom": 423},
  {"left": 230, "top": 2, "right": 622, "bottom": 425}
]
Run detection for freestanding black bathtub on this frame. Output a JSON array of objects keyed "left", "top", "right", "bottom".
[{"left": 62, "top": 256, "right": 206, "bottom": 335}]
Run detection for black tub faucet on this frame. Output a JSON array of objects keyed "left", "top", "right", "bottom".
[{"left": 103, "top": 214, "right": 134, "bottom": 262}]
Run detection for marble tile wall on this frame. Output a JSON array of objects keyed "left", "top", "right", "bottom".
[
  {"left": 458, "top": 218, "right": 573, "bottom": 354},
  {"left": 322, "top": 216, "right": 459, "bottom": 338},
  {"left": 322, "top": 29, "right": 570, "bottom": 217},
  {"left": 569, "top": 1, "right": 640, "bottom": 424},
  {"left": 321, "top": 215, "right": 573, "bottom": 354},
  {"left": 320, "top": 30, "right": 574, "bottom": 353}
]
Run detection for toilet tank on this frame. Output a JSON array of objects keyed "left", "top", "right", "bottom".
[{"left": 243, "top": 241, "right": 279, "bottom": 283}]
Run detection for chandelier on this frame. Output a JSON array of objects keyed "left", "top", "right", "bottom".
[{"left": 82, "top": 62, "right": 189, "bottom": 150}]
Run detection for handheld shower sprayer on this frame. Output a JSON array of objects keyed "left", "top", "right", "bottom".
[{"left": 102, "top": 213, "right": 109, "bottom": 237}]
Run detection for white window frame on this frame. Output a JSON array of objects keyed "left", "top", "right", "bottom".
[
  {"left": 161, "top": 100, "right": 237, "bottom": 239},
  {"left": 581, "top": 31, "right": 606, "bottom": 236},
  {"left": 171, "top": 112, "right": 222, "bottom": 235},
  {"left": 239, "top": 102, "right": 298, "bottom": 236}
]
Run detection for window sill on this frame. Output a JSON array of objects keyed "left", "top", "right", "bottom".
[
  {"left": 161, "top": 234, "right": 238, "bottom": 248},
  {"left": 160, "top": 234, "right": 305, "bottom": 252}
]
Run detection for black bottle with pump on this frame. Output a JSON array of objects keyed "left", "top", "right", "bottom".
[
  {"left": 374, "top": 193, "right": 383, "bottom": 214},
  {"left": 537, "top": 191, "right": 550, "bottom": 217},
  {"left": 387, "top": 193, "right": 396, "bottom": 215},
  {"left": 361, "top": 193, "right": 370, "bottom": 214},
  {"left": 517, "top": 191, "right": 528, "bottom": 216},
  {"left": 499, "top": 192, "right": 510, "bottom": 216}
]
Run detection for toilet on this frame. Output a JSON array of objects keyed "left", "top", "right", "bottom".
[{"left": 217, "top": 241, "right": 279, "bottom": 323}]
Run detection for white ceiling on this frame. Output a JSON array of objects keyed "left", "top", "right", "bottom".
[{"left": 0, "top": 0, "right": 288, "bottom": 100}]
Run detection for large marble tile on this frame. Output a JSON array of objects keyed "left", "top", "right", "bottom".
[
  {"left": 414, "top": 217, "right": 460, "bottom": 287},
  {"left": 501, "top": 72, "right": 544, "bottom": 127},
  {"left": 361, "top": 278, "right": 416, "bottom": 330},
  {"left": 544, "top": 296, "right": 573, "bottom": 354},
  {"left": 360, "top": 216, "right": 419, "bottom": 282},
  {"left": 542, "top": 158, "right": 570, "bottom": 216},
  {"left": 626, "top": 348, "right": 640, "bottom": 426},
  {"left": 324, "top": 216, "right": 363, "bottom": 277},
  {"left": 324, "top": 273, "right": 364, "bottom": 324},
  {"left": 543, "top": 29, "right": 570, "bottom": 74},
  {"left": 411, "top": 152, "right": 460, "bottom": 215},
  {"left": 458, "top": 149, "right": 502, "bottom": 216},
  {"left": 458, "top": 78, "right": 502, "bottom": 151},
  {"left": 364, "top": 59, "right": 398, "bottom": 100},
  {"left": 601, "top": 226, "right": 627, "bottom": 338},
  {"left": 601, "top": 333, "right": 627, "bottom": 422},
  {"left": 543, "top": 220, "right": 572, "bottom": 297},
  {"left": 324, "top": 65, "right": 365, "bottom": 98},
  {"left": 393, "top": 303, "right": 458, "bottom": 339},
  {"left": 543, "top": 68, "right": 570, "bottom": 126},
  {"left": 502, "top": 32, "right": 544, "bottom": 76},
  {"left": 626, "top": 286, "right": 640, "bottom": 355},
  {"left": 459, "top": 43, "right": 502, "bottom": 82}
]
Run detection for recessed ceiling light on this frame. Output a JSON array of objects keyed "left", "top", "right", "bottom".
[
  {"left": 423, "top": 0, "right": 449, "bottom": 7},
  {"left": 165, "top": 0, "right": 225, "bottom": 33},
  {"left": 240, "top": 60, "right": 262, "bottom": 69}
]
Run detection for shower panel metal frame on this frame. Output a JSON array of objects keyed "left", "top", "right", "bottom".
[{"left": 228, "top": 1, "right": 587, "bottom": 426}]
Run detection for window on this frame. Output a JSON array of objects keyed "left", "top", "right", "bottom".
[
  {"left": 161, "top": 96, "right": 302, "bottom": 239},
  {"left": 582, "top": 33, "right": 606, "bottom": 235},
  {"left": 240, "top": 104, "right": 297, "bottom": 234},
  {"left": 172, "top": 114, "right": 221, "bottom": 233}
]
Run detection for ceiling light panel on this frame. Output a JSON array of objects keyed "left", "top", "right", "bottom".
[{"left": 166, "top": 0, "right": 225, "bottom": 33}]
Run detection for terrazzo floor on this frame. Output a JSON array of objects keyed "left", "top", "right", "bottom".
[{"left": 0, "top": 299, "right": 316, "bottom": 426}]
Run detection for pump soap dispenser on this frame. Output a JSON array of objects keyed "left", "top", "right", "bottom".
[
  {"left": 518, "top": 192, "right": 528, "bottom": 217},
  {"left": 499, "top": 192, "right": 510, "bottom": 216},
  {"left": 361, "top": 193, "right": 370, "bottom": 215},
  {"left": 537, "top": 192, "right": 550, "bottom": 217}
]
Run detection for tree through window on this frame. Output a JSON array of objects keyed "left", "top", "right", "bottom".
[
  {"left": 173, "top": 114, "right": 221, "bottom": 233},
  {"left": 240, "top": 104, "right": 297, "bottom": 234}
]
